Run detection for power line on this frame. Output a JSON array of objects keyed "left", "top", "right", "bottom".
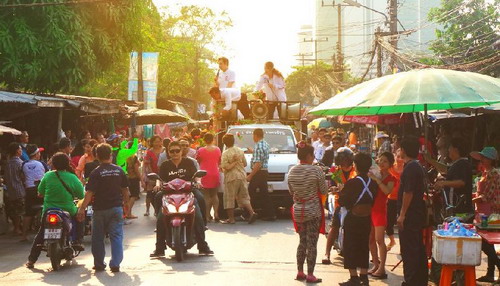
[{"left": 0, "top": 0, "right": 117, "bottom": 8}]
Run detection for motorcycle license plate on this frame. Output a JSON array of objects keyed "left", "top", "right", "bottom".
[
  {"left": 44, "top": 228, "right": 62, "bottom": 239},
  {"left": 87, "top": 205, "right": 93, "bottom": 216}
]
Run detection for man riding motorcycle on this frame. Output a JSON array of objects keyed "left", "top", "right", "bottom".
[
  {"left": 25, "top": 152, "right": 85, "bottom": 269},
  {"left": 150, "top": 141, "right": 214, "bottom": 257}
]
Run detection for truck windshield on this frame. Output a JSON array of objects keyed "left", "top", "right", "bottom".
[{"left": 227, "top": 128, "right": 297, "bottom": 154}]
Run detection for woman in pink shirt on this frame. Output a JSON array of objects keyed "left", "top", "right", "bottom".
[
  {"left": 76, "top": 139, "right": 97, "bottom": 183},
  {"left": 197, "top": 133, "right": 222, "bottom": 222}
]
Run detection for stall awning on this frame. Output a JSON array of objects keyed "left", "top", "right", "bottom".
[{"left": 0, "top": 91, "right": 68, "bottom": 108}]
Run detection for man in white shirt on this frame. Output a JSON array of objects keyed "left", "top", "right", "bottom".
[
  {"left": 314, "top": 132, "right": 331, "bottom": 162},
  {"left": 215, "top": 57, "right": 236, "bottom": 88},
  {"left": 21, "top": 144, "right": 46, "bottom": 241},
  {"left": 209, "top": 87, "right": 250, "bottom": 119}
]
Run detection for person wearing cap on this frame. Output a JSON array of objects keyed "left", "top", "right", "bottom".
[
  {"left": 20, "top": 144, "right": 47, "bottom": 241},
  {"left": 376, "top": 132, "right": 391, "bottom": 155},
  {"left": 426, "top": 137, "right": 473, "bottom": 214},
  {"left": 471, "top": 147, "right": 500, "bottom": 283},
  {"left": 18, "top": 131, "right": 30, "bottom": 162}
]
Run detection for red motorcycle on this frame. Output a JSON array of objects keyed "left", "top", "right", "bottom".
[{"left": 148, "top": 171, "right": 206, "bottom": 262}]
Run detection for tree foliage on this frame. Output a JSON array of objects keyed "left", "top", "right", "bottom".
[
  {"left": 428, "top": 0, "right": 500, "bottom": 76},
  {"left": 78, "top": 5, "right": 232, "bottom": 102},
  {"left": 285, "top": 62, "right": 358, "bottom": 105},
  {"left": 0, "top": 0, "right": 150, "bottom": 92}
]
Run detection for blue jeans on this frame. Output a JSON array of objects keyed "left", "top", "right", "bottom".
[{"left": 92, "top": 206, "right": 124, "bottom": 268}]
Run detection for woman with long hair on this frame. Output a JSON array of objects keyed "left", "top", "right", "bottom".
[
  {"left": 76, "top": 139, "right": 97, "bottom": 182},
  {"left": 25, "top": 153, "right": 84, "bottom": 269},
  {"left": 255, "top": 61, "right": 287, "bottom": 118},
  {"left": 288, "top": 141, "right": 328, "bottom": 283},
  {"left": 196, "top": 133, "right": 222, "bottom": 222},
  {"left": 367, "top": 152, "right": 397, "bottom": 279},
  {"left": 143, "top": 135, "right": 163, "bottom": 216},
  {"left": 386, "top": 148, "right": 403, "bottom": 251}
]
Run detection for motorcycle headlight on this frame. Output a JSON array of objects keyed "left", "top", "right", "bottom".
[
  {"left": 167, "top": 204, "right": 177, "bottom": 213},
  {"left": 178, "top": 203, "right": 189, "bottom": 213}
]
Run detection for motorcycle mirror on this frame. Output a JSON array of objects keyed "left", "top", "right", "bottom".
[
  {"left": 193, "top": 170, "right": 207, "bottom": 179},
  {"left": 147, "top": 173, "right": 160, "bottom": 181}
]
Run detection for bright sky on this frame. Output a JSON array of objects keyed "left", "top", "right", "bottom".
[{"left": 152, "top": 0, "right": 314, "bottom": 86}]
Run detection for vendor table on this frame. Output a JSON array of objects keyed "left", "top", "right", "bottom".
[{"left": 476, "top": 224, "right": 500, "bottom": 244}]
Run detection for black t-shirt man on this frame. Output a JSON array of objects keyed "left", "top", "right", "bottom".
[
  {"left": 86, "top": 163, "right": 129, "bottom": 210},
  {"left": 446, "top": 158, "right": 473, "bottom": 213},
  {"left": 159, "top": 158, "right": 197, "bottom": 183},
  {"left": 397, "top": 160, "right": 426, "bottom": 229}
]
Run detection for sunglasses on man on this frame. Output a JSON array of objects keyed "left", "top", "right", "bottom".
[{"left": 169, "top": 149, "right": 181, "bottom": 154}]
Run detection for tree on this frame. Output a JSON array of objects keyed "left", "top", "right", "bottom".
[
  {"left": 428, "top": 0, "right": 500, "bottom": 76},
  {"left": 0, "top": 0, "right": 153, "bottom": 93},
  {"left": 285, "top": 62, "right": 358, "bottom": 105},
  {"left": 78, "top": 5, "right": 232, "bottom": 102}
]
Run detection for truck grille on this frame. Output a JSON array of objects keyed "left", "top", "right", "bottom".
[{"left": 268, "top": 173, "right": 285, "bottom": 182}]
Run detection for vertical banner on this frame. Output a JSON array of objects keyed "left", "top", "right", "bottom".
[
  {"left": 128, "top": 52, "right": 159, "bottom": 109},
  {"left": 128, "top": 52, "right": 159, "bottom": 138}
]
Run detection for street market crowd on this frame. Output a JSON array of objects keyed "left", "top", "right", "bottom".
[
  {"left": 0, "top": 56, "right": 499, "bottom": 286},
  {"left": 0, "top": 122, "right": 499, "bottom": 285}
]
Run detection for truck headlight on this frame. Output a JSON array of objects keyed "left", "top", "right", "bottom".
[{"left": 167, "top": 204, "right": 177, "bottom": 213}]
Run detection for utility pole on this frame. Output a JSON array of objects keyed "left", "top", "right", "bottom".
[
  {"left": 388, "top": 0, "right": 398, "bottom": 71},
  {"left": 303, "top": 38, "right": 328, "bottom": 71},
  {"left": 376, "top": 27, "right": 382, "bottom": 77},
  {"left": 336, "top": 3, "right": 344, "bottom": 82},
  {"left": 294, "top": 53, "right": 313, "bottom": 67}
]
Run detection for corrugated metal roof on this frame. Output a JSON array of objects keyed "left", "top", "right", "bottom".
[{"left": 0, "top": 91, "right": 69, "bottom": 107}]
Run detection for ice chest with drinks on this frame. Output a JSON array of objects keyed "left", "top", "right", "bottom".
[{"left": 432, "top": 230, "right": 482, "bottom": 266}]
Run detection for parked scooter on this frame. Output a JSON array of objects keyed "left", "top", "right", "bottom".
[
  {"left": 42, "top": 209, "right": 83, "bottom": 270},
  {"left": 148, "top": 170, "right": 206, "bottom": 262}
]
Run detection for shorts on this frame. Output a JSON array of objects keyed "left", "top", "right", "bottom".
[
  {"left": 128, "top": 178, "right": 140, "bottom": 199},
  {"left": 223, "top": 180, "right": 251, "bottom": 209},
  {"left": 24, "top": 187, "right": 43, "bottom": 216},
  {"left": 146, "top": 190, "right": 156, "bottom": 200},
  {"left": 330, "top": 206, "right": 340, "bottom": 228},
  {"left": 371, "top": 210, "right": 387, "bottom": 227},
  {"left": 7, "top": 197, "right": 25, "bottom": 217}
]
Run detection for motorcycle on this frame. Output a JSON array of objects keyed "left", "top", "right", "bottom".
[
  {"left": 43, "top": 209, "right": 83, "bottom": 270},
  {"left": 148, "top": 170, "right": 206, "bottom": 262}
]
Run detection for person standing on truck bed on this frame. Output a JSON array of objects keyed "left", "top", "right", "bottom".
[
  {"left": 247, "top": 128, "right": 276, "bottom": 221},
  {"left": 214, "top": 57, "right": 235, "bottom": 89}
]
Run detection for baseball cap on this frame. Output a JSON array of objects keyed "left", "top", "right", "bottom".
[
  {"left": 471, "top": 147, "right": 498, "bottom": 161},
  {"left": 26, "top": 144, "right": 44, "bottom": 157}
]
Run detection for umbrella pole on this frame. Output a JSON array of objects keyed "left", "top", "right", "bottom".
[
  {"left": 424, "top": 104, "right": 428, "bottom": 152},
  {"left": 471, "top": 109, "right": 478, "bottom": 150}
]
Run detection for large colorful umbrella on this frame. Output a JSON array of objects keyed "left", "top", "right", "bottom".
[
  {"left": 309, "top": 69, "right": 500, "bottom": 116},
  {"left": 309, "top": 69, "right": 500, "bottom": 149},
  {"left": 0, "top": 124, "right": 21, "bottom": 135}
]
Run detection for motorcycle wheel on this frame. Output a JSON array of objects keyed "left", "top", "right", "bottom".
[
  {"left": 173, "top": 226, "right": 184, "bottom": 262},
  {"left": 48, "top": 242, "right": 62, "bottom": 270}
]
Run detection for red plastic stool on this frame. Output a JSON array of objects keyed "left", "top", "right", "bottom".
[{"left": 439, "top": 265, "right": 476, "bottom": 286}]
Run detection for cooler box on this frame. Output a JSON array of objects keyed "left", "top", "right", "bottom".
[{"left": 432, "top": 230, "right": 482, "bottom": 266}]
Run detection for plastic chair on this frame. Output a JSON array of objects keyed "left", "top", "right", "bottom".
[{"left": 439, "top": 265, "right": 476, "bottom": 286}]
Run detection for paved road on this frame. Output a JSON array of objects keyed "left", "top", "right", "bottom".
[{"left": 0, "top": 199, "right": 490, "bottom": 286}]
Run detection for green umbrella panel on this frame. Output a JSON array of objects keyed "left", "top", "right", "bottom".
[{"left": 310, "top": 69, "right": 500, "bottom": 116}]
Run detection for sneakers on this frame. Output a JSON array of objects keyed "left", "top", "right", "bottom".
[
  {"left": 110, "top": 266, "right": 120, "bottom": 273},
  {"left": 92, "top": 265, "right": 106, "bottom": 271},
  {"left": 248, "top": 213, "right": 258, "bottom": 224},
  {"left": 149, "top": 250, "right": 165, "bottom": 257},
  {"left": 198, "top": 247, "right": 214, "bottom": 255}
]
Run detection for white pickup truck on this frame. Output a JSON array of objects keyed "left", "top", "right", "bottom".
[{"left": 224, "top": 123, "right": 298, "bottom": 209}]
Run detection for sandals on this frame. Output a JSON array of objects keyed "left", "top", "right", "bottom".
[
  {"left": 220, "top": 220, "right": 235, "bottom": 224},
  {"left": 370, "top": 272, "right": 388, "bottom": 279},
  {"left": 25, "top": 261, "right": 34, "bottom": 269},
  {"left": 387, "top": 241, "right": 396, "bottom": 252},
  {"left": 306, "top": 275, "right": 322, "bottom": 283},
  {"left": 295, "top": 272, "right": 306, "bottom": 281}
]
